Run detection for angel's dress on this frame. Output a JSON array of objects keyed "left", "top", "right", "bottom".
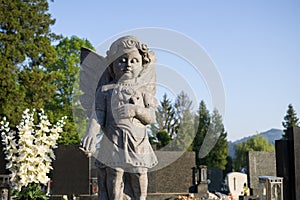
[{"left": 95, "top": 82, "right": 158, "bottom": 172}]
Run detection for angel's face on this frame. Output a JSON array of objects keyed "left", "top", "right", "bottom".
[{"left": 112, "top": 50, "right": 143, "bottom": 81}]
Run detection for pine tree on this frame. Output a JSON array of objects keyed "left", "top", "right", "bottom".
[
  {"left": 156, "top": 130, "right": 171, "bottom": 149},
  {"left": 193, "top": 101, "right": 210, "bottom": 166},
  {"left": 172, "top": 92, "right": 195, "bottom": 151},
  {"left": 192, "top": 102, "right": 228, "bottom": 170},
  {"left": 204, "top": 109, "right": 228, "bottom": 170},
  {"left": 282, "top": 104, "right": 299, "bottom": 139},
  {"left": 155, "top": 93, "right": 179, "bottom": 138},
  {"left": 224, "top": 156, "right": 234, "bottom": 176}
]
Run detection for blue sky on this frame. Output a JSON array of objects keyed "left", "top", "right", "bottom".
[{"left": 49, "top": 0, "right": 300, "bottom": 141}]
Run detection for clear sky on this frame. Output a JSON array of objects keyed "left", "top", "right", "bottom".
[{"left": 49, "top": 0, "right": 300, "bottom": 141}]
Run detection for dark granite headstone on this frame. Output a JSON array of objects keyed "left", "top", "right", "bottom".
[
  {"left": 276, "top": 126, "right": 300, "bottom": 200},
  {"left": 52, "top": 145, "right": 91, "bottom": 196},
  {"left": 288, "top": 126, "right": 300, "bottom": 200},
  {"left": 207, "top": 167, "right": 223, "bottom": 192},
  {"left": 275, "top": 139, "right": 292, "bottom": 200}
]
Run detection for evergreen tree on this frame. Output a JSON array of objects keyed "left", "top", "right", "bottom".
[
  {"left": 172, "top": 92, "right": 195, "bottom": 151},
  {"left": 192, "top": 102, "right": 228, "bottom": 170},
  {"left": 193, "top": 101, "right": 210, "bottom": 166},
  {"left": 234, "top": 135, "right": 275, "bottom": 171},
  {"left": 204, "top": 109, "right": 228, "bottom": 170},
  {"left": 156, "top": 130, "right": 171, "bottom": 149},
  {"left": 0, "top": 0, "right": 59, "bottom": 126},
  {"left": 282, "top": 104, "right": 299, "bottom": 139},
  {"left": 224, "top": 156, "right": 234, "bottom": 176},
  {"left": 174, "top": 91, "right": 193, "bottom": 120},
  {"left": 155, "top": 93, "right": 179, "bottom": 138}
]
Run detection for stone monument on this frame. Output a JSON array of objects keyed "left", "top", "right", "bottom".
[
  {"left": 79, "top": 36, "right": 158, "bottom": 200},
  {"left": 276, "top": 126, "right": 300, "bottom": 200},
  {"left": 225, "top": 172, "right": 247, "bottom": 199}
]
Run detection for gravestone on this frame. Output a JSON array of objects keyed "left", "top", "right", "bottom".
[
  {"left": 247, "top": 151, "right": 276, "bottom": 196},
  {"left": 207, "top": 167, "right": 223, "bottom": 193},
  {"left": 189, "top": 165, "right": 208, "bottom": 198},
  {"left": 275, "top": 140, "right": 291, "bottom": 200},
  {"left": 276, "top": 126, "right": 300, "bottom": 200},
  {"left": 51, "top": 149, "right": 195, "bottom": 199},
  {"left": 226, "top": 172, "right": 247, "bottom": 200},
  {"left": 52, "top": 145, "right": 92, "bottom": 196},
  {"left": 148, "top": 151, "right": 195, "bottom": 194}
]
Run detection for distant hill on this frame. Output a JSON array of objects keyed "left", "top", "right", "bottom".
[{"left": 228, "top": 128, "right": 283, "bottom": 158}]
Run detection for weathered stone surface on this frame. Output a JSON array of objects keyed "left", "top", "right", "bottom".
[
  {"left": 80, "top": 36, "right": 158, "bottom": 199},
  {"left": 247, "top": 151, "right": 276, "bottom": 196},
  {"left": 148, "top": 151, "right": 195, "bottom": 193}
]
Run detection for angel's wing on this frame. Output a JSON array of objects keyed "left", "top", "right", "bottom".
[
  {"left": 79, "top": 47, "right": 110, "bottom": 118},
  {"left": 139, "top": 51, "right": 157, "bottom": 96}
]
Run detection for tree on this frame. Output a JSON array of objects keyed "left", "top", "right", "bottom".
[
  {"left": 156, "top": 130, "right": 171, "bottom": 149},
  {"left": 224, "top": 156, "right": 234, "bottom": 177},
  {"left": 174, "top": 91, "right": 193, "bottom": 120},
  {"left": 192, "top": 102, "right": 228, "bottom": 170},
  {"left": 192, "top": 101, "right": 210, "bottom": 166},
  {"left": 0, "top": 0, "right": 60, "bottom": 126},
  {"left": 172, "top": 92, "right": 195, "bottom": 151},
  {"left": 155, "top": 93, "right": 179, "bottom": 138},
  {"left": 282, "top": 104, "right": 299, "bottom": 139},
  {"left": 203, "top": 109, "right": 228, "bottom": 170},
  {"left": 47, "top": 36, "right": 94, "bottom": 144},
  {"left": 234, "top": 135, "right": 275, "bottom": 171}
]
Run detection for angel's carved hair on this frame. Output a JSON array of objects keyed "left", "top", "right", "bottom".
[{"left": 106, "top": 35, "right": 151, "bottom": 66}]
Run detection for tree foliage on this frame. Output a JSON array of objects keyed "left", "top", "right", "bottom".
[
  {"left": 282, "top": 104, "right": 299, "bottom": 139},
  {"left": 155, "top": 93, "right": 179, "bottom": 138},
  {"left": 193, "top": 101, "right": 210, "bottom": 165},
  {"left": 234, "top": 135, "right": 275, "bottom": 171},
  {"left": 0, "top": 0, "right": 60, "bottom": 126},
  {"left": 192, "top": 101, "right": 228, "bottom": 170},
  {"left": 48, "top": 36, "right": 94, "bottom": 144},
  {"left": 202, "top": 109, "right": 228, "bottom": 170},
  {"left": 171, "top": 92, "right": 195, "bottom": 151},
  {"left": 153, "top": 92, "right": 195, "bottom": 151},
  {"left": 0, "top": 1, "right": 95, "bottom": 144},
  {"left": 156, "top": 130, "right": 171, "bottom": 149},
  {"left": 224, "top": 156, "right": 234, "bottom": 176}
]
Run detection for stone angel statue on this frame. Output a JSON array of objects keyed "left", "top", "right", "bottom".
[{"left": 79, "top": 36, "right": 158, "bottom": 200}]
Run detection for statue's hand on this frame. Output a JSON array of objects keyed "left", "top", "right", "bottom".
[
  {"left": 80, "top": 133, "right": 97, "bottom": 156},
  {"left": 116, "top": 104, "right": 137, "bottom": 119},
  {"left": 80, "top": 115, "right": 99, "bottom": 156}
]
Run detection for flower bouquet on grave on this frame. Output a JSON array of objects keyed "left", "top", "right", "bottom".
[{"left": 0, "top": 109, "right": 66, "bottom": 200}]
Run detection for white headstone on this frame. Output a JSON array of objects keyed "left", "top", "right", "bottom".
[{"left": 226, "top": 172, "right": 248, "bottom": 199}]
